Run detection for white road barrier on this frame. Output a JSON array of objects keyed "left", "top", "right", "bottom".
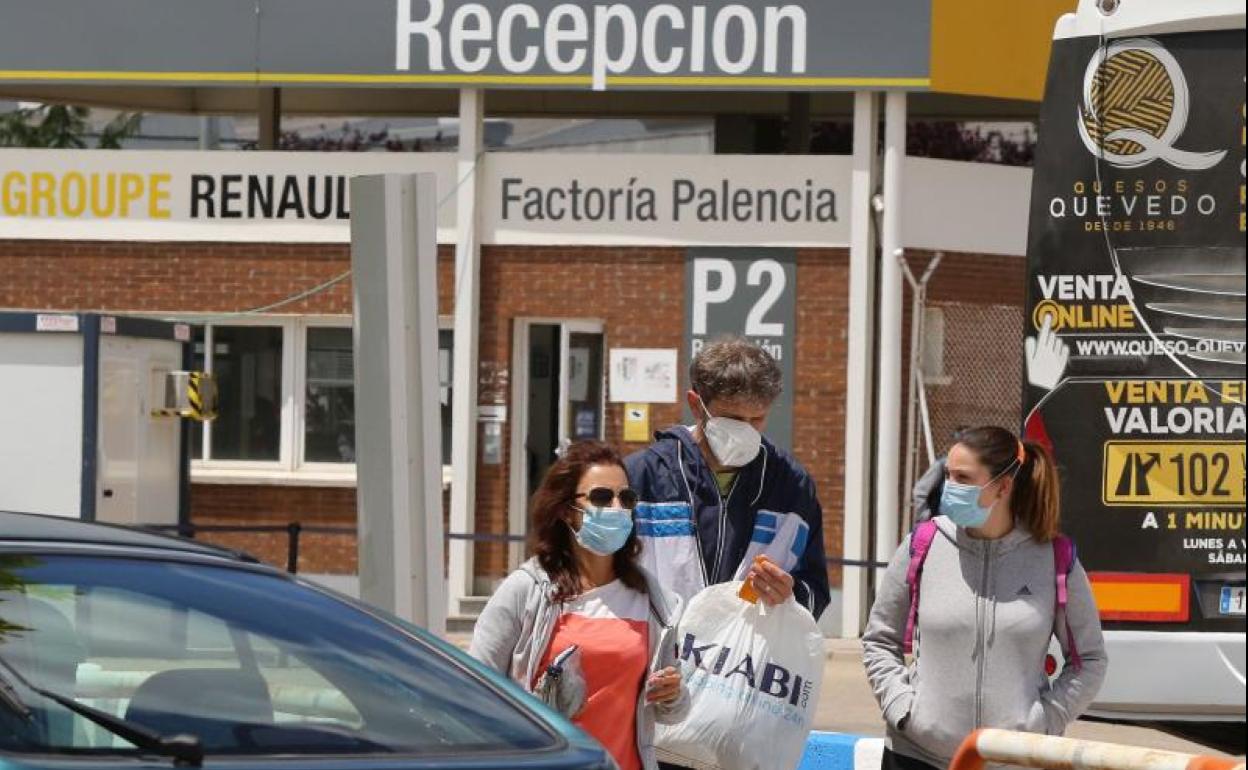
[{"left": 950, "top": 729, "right": 1244, "bottom": 770}]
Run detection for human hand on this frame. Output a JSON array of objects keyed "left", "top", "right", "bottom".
[
  {"left": 747, "top": 555, "right": 794, "bottom": 606},
  {"left": 1025, "top": 315, "right": 1070, "bottom": 392},
  {"left": 645, "top": 666, "right": 681, "bottom": 704}
]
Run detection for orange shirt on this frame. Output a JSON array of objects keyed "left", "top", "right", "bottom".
[{"left": 536, "top": 580, "right": 650, "bottom": 770}]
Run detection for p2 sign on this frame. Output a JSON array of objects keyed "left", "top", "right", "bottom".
[{"left": 685, "top": 248, "right": 796, "bottom": 450}]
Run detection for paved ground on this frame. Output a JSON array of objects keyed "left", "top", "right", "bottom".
[{"left": 447, "top": 633, "right": 1243, "bottom": 758}]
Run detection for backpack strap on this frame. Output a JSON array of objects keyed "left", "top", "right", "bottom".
[
  {"left": 903, "top": 520, "right": 940, "bottom": 655},
  {"left": 1052, "top": 535, "right": 1082, "bottom": 672}
]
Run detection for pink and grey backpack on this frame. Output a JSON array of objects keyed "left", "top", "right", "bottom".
[{"left": 902, "top": 520, "right": 1082, "bottom": 672}]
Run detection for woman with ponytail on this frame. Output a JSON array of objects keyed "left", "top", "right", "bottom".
[{"left": 862, "top": 425, "right": 1107, "bottom": 770}]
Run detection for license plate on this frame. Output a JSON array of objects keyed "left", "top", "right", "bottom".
[{"left": 1220, "top": 586, "right": 1246, "bottom": 616}]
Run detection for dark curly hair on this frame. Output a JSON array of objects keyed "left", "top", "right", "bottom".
[{"left": 530, "top": 440, "right": 647, "bottom": 603}]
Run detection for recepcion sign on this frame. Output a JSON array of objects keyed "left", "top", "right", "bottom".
[
  {"left": 685, "top": 247, "right": 795, "bottom": 450},
  {"left": 0, "top": 0, "right": 930, "bottom": 91}
]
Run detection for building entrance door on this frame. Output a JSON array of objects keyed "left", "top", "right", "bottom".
[{"left": 508, "top": 319, "right": 605, "bottom": 567}]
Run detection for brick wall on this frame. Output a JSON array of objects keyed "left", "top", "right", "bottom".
[
  {"left": 191, "top": 484, "right": 358, "bottom": 574},
  {"left": 471, "top": 246, "right": 685, "bottom": 584},
  {"left": 909, "top": 249, "right": 1027, "bottom": 306},
  {"left": 794, "top": 249, "right": 850, "bottom": 587},
  {"left": 467, "top": 246, "right": 850, "bottom": 591},
  {"left": 0, "top": 238, "right": 1024, "bottom": 593}
]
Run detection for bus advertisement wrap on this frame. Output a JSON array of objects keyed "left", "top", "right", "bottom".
[{"left": 1023, "top": 28, "right": 1245, "bottom": 634}]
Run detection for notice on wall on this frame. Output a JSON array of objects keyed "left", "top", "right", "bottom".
[
  {"left": 624, "top": 403, "right": 652, "bottom": 443},
  {"left": 609, "top": 348, "right": 678, "bottom": 404},
  {"left": 685, "top": 247, "right": 795, "bottom": 450}
]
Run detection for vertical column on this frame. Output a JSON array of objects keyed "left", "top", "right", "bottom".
[
  {"left": 448, "top": 89, "right": 484, "bottom": 614},
  {"left": 350, "top": 173, "right": 446, "bottom": 635},
  {"left": 198, "top": 117, "right": 221, "bottom": 151},
  {"left": 258, "top": 89, "right": 281, "bottom": 151},
  {"left": 841, "top": 91, "right": 880, "bottom": 638},
  {"left": 786, "top": 92, "right": 812, "bottom": 154},
  {"left": 874, "top": 91, "right": 908, "bottom": 572}
]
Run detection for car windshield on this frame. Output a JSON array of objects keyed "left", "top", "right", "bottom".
[{"left": 0, "top": 553, "right": 555, "bottom": 758}]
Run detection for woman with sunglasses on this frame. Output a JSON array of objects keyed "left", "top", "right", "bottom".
[{"left": 470, "top": 440, "right": 688, "bottom": 770}]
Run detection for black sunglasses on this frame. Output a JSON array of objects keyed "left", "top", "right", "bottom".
[{"left": 575, "top": 487, "right": 639, "bottom": 510}]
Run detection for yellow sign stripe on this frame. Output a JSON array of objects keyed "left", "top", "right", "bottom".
[
  {"left": 605, "top": 75, "right": 930, "bottom": 88},
  {"left": 0, "top": 70, "right": 259, "bottom": 83},
  {"left": 264, "top": 72, "right": 594, "bottom": 86},
  {"left": 0, "top": 69, "right": 928, "bottom": 89}
]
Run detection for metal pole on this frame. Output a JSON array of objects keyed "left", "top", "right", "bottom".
[
  {"left": 448, "top": 89, "right": 484, "bottom": 617},
  {"left": 901, "top": 256, "right": 923, "bottom": 531},
  {"left": 285, "top": 522, "right": 301, "bottom": 574},
  {"left": 899, "top": 251, "right": 941, "bottom": 531},
  {"left": 198, "top": 117, "right": 221, "bottom": 151},
  {"left": 350, "top": 173, "right": 446, "bottom": 635},
  {"left": 840, "top": 90, "right": 879, "bottom": 638},
  {"left": 786, "top": 92, "right": 812, "bottom": 153},
  {"left": 918, "top": 375, "right": 936, "bottom": 466},
  {"left": 258, "top": 89, "right": 281, "bottom": 151},
  {"left": 873, "top": 91, "right": 907, "bottom": 571},
  {"left": 915, "top": 253, "right": 942, "bottom": 472}
]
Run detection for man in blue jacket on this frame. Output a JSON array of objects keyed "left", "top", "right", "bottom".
[{"left": 625, "top": 336, "right": 831, "bottom": 621}]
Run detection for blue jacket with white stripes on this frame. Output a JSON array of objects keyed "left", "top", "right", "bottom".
[{"left": 624, "top": 425, "right": 831, "bottom": 620}]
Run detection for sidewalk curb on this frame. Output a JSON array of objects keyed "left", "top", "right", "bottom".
[{"left": 798, "top": 732, "right": 885, "bottom": 770}]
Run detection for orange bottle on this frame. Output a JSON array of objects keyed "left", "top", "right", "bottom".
[{"left": 738, "top": 555, "right": 766, "bottom": 603}]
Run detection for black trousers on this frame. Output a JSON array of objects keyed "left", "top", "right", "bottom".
[
  {"left": 658, "top": 763, "right": 691, "bottom": 770},
  {"left": 882, "top": 747, "right": 943, "bottom": 770}
]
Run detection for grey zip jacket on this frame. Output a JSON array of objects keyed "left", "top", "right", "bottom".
[
  {"left": 862, "top": 517, "right": 1107, "bottom": 768},
  {"left": 469, "top": 558, "right": 690, "bottom": 770}
]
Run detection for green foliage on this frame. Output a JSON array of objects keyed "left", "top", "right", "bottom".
[
  {"left": 0, "top": 104, "right": 142, "bottom": 149},
  {"left": 0, "top": 556, "right": 39, "bottom": 642}
]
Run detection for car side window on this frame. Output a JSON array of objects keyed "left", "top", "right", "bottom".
[
  {"left": 0, "top": 554, "right": 557, "bottom": 758},
  {"left": 247, "top": 634, "right": 365, "bottom": 731},
  {"left": 19, "top": 586, "right": 257, "bottom": 750}
]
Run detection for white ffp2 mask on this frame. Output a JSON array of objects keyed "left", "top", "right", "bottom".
[{"left": 699, "top": 399, "right": 762, "bottom": 468}]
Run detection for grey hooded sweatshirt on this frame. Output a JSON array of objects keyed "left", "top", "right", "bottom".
[
  {"left": 862, "top": 517, "right": 1107, "bottom": 768},
  {"left": 469, "top": 558, "right": 689, "bottom": 770}
]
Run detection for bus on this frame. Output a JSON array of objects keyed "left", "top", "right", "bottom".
[{"left": 1023, "top": 0, "right": 1245, "bottom": 720}]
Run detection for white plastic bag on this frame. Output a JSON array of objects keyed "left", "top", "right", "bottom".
[{"left": 655, "top": 581, "right": 824, "bottom": 770}]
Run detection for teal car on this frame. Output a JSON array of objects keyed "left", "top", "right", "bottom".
[{"left": 0, "top": 511, "right": 614, "bottom": 769}]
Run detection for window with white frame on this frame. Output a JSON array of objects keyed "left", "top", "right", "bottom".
[
  {"left": 190, "top": 317, "right": 454, "bottom": 478},
  {"left": 190, "top": 323, "right": 287, "bottom": 465},
  {"left": 303, "top": 325, "right": 356, "bottom": 464}
]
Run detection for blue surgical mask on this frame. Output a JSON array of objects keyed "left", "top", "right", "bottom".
[
  {"left": 571, "top": 506, "right": 634, "bottom": 556},
  {"left": 940, "top": 480, "right": 994, "bottom": 528},
  {"left": 940, "top": 462, "right": 1019, "bottom": 529}
]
